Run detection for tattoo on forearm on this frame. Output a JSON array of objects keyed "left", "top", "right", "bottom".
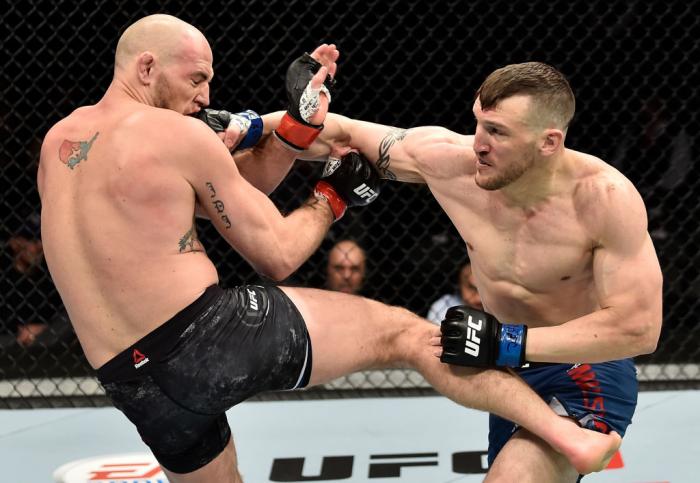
[
  {"left": 206, "top": 182, "right": 232, "bottom": 229},
  {"left": 178, "top": 225, "right": 198, "bottom": 253},
  {"left": 306, "top": 194, "right": 333, "bottom": 220},
  {"left": 376, "top": 128, "right": 406, "bottom": 181},
  {"left": 59, "top": 132, "right": 99, "bottom": 170}
]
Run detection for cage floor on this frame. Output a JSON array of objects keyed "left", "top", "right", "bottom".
[{"left": 0, "top": 390, "right": 695, "bottom": 482}]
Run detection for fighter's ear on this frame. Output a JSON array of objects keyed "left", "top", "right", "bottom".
[
  {"left": 136, "top": 51, "right": 156, "bottom": 85},
  {"left": 539, "top": 128, "right": 564, "bottom": 156}
]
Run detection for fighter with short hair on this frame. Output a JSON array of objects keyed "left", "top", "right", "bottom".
[
  {"left": 39, "top": 15, "right": 622, "bottom": 482},
  {"left": 285, "top": 61, "right": 662, "bottom": 482}
]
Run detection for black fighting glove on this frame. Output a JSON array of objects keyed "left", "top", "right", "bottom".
[
  {"left": 440, "top": 305, "right": 527, "bottom": 368},
  {"left": 314, "top": 152, "right": 381, "bottom": 220},
  {"left": 274, "top": 53, "right": 336, "bottom": 151},
  {"left": 195, "top": 109, "right": 263, "bottom": 151}
]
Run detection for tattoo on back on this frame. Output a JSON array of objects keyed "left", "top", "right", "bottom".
[
  {"left": 206, "top": 182, "right": 232, "bottom": 229},
  {"left": 376, "top": 128, "right": 407, "bottom": 181},
  {"left": 178, "top": 224, "right": 198, "bottom": 253},
  {"left": 59, "top": 132, "right": 99, "bottom": 170}
]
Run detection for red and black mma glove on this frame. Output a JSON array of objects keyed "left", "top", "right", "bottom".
[
  {"left": 440, "top": 305, "right": 528, "bottom": 368},
  {"left": 194, "top": 109, "right": 264, "bottom": 151},
  {"left": 274, "top": 53, "right": 336, "bottom": 151},
  {"left": 314, "top": 152, "right": 381, "bottom": 221}
]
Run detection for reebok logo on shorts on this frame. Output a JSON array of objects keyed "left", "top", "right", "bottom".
[{"left": 132, "top": 348, "right": 150, "bottom": 369}]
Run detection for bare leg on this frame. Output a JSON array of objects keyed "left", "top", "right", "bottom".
[
  {"left": 281, "top": 286, "right": 620, "bottom": 475},
  {"left": 410, "top": 330, "right": 620, "bottom": 475},
  {"left": 485, "top": 427, "right": 581, "bottom": 483},
  {"left": 161, "top": 436, "right": 243, "bottom": 483}
]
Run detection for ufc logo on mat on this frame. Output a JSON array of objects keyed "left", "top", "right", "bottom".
[
  {"left": 464, "top": 316, "right": 482, "bottom": 356},
  {"left": 353, "top": 183, "right": 377, "bottom": 199}
]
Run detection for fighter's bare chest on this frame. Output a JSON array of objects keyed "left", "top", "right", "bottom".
[{"left": 444, "top": 194, "right": 594, "bottom": 290}]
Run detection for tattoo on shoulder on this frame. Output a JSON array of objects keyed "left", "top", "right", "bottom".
[
  {"left": 59, "top": 132, "right": 99, "bottom": 170},
  {"left": 376, "top": 129, "right": 407, "bottom": 181},
  {"left": 178, "top": 223, "right": 199, "bottom": 253},
  {"left": 206, "top": 182, "right": 232, "bottom": 229}
]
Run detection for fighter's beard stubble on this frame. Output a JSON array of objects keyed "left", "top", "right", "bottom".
[
  {"left": 475, "top": 150, "right": 537, "bottom": 191},
  {"left": 152, "top": 73, "right": 173, "bottom": 110}
]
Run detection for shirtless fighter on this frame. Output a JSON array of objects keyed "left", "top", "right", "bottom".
[
  {"left": 38, "top": 14, "right": 620, "bottom": 482},
  {"left": 285, "top": 61, "right": 663, "bottom": 481}
]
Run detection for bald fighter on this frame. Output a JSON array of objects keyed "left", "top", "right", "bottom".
[
  {"left": 39, "top": 15, "right": 620, "bottom": 482},
  {"left": 288, "top": 62, "right": 662, "bottom": 481}
]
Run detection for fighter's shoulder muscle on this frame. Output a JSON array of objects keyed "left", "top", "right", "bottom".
[
  {"left": 162, "top": 112, "right": 241, "bottom": 182},
  {"left": 124, "top": 108, "right": 226, "bottom": 162},
  {"left": 405, "top": 127, "right": 475, "bottom": 179},
  {"left": 39, "top": 107, "right": 96, "bottom": 164},
  {"left": 573, "top": 153, "right": 648, "bottom": 248}
]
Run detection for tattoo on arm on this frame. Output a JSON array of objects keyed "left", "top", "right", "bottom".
[
  {"left": 206, "top": 182, "right": 232, "bottom": 229},
  {"left": 305, "top": 194, "right": 334, "bottom": 223},
  {"left": 376, "top": 128, "right": 407, "bottom": 181},
  {"left": 59, "top": 132, "right": 99, "bottom": 170}
]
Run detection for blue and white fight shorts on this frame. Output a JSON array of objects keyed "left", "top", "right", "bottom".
[{"left": 488, "top": 359, "right": 638, "bottom": 465}]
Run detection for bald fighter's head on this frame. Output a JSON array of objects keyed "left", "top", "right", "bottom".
[
  {"left": 113, "top": 14, "right": 213, "bottom": 114},
  {"left": 115, "top": 14, "right": 206, "bottom": 70}
]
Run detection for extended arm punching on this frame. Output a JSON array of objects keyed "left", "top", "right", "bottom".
[{"left": 307, "top": 115, "right": 475, "bottom": 183}]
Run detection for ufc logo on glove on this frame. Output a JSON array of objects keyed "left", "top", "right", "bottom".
[
  {"left": 464, "top": 316, "right": 483, "bottom": 356},
  {"left": 353, "top": 183, "right": 378, "bottom": 201},
  {"left": 440, "top": 305, "right": 527, "bottom": 368}
]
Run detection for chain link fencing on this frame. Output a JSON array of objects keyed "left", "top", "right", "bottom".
[{"left": 1, "top": 0, "right": 699, "bottom": 408}]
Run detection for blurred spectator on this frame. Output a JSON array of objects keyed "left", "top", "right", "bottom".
[
  {"left": 1, "top": 210, "right": 72, "bottom": 350},
  {"left": 8, "top": 234, "right": 49, "bottom": 346},
  {"left": 1, "top": 210, "right": 51, "bottom": 346},
  {"left": 0, "top": 130, "right": 54, "bottom": 348},
  {"left": 0, "top": 130, "right": 75, "bottom": 351},
  {"left": 326, "top": 239, "right": 366, "bottom": 295},
  {"left": 427, "top": 262, "right": 482, "bottom": 324}
]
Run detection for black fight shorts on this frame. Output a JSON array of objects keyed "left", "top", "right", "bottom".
[{"left": 96, "top": 284, "right": 311, "bottom": 474}]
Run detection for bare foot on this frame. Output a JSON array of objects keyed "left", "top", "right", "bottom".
[{"left": 559, "top": 428, "right": 622, "bottom": 474}]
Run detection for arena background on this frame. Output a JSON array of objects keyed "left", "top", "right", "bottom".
[{"left": 1, "top": 1, "right": 698, "bottom": 408}]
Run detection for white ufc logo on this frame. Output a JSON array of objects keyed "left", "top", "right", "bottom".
[
  {"left": 464, "top": 315, "right": 482, "bottom": 357},
  {"left": 247, "top": 288, "right": 259, "bottom": 310},
  {"left": 353, "top": 183, "right": 376, "bottom": 199}
]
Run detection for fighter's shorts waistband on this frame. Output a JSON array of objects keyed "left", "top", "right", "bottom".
[{"left": 96, "top": 284, "right": 223, "bottom": 383}]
